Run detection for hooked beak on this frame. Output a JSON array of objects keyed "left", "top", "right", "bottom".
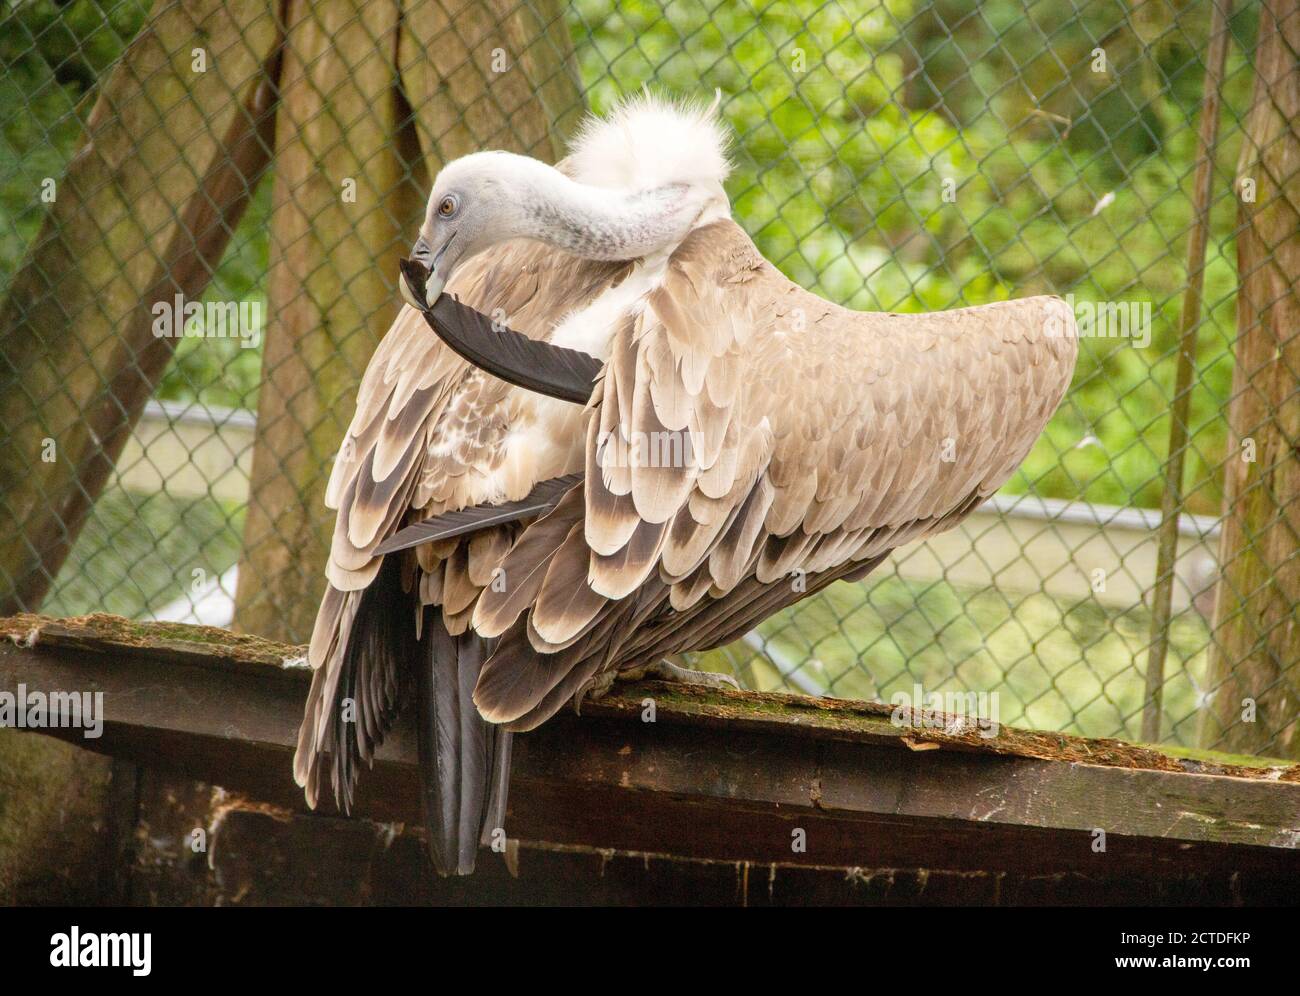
[{"left": 401, "top": 234, "right": 456, "bottom": 309}]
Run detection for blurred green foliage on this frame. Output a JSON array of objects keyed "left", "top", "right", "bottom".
[
  {"left": 1, "top": 0, "right": 1256, "bottom": 514},
  {"left": 0, "top": 1, "right": 151, "bottom": 291}
]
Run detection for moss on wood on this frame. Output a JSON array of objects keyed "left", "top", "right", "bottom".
[{"left": 5, "top": 612, "right": 1296, "bottom": 784}]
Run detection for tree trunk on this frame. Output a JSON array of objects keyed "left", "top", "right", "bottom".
[
  {"left": 1204, "top": 0, "right": 1300, "bottom": 758},
  {"left": 233, "top": 0, "right": 582, "bottom": 642},
  {"left": 0, "top": 0, "right": 282, "bottom": 615}
]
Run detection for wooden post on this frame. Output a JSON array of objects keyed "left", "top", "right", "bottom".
[
  {"left": 233, "top": 0, "right": 582, "bottom": 642},
  {"left": 1204, "top": 0, "right": 1300, "bottom": 758},
  {"left": 0, "top": 1, "right": 283, "bottom": 903},
  {"left": 1141, "top": 0, "right": 1233, "bottom": 743},
  {"left": 0, "top": 0, "right": 282, "bottom": 615}
]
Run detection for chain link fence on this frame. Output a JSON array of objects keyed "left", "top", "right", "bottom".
[{"left": 1, "top": 0, "right": 1296, "bottom": 757}]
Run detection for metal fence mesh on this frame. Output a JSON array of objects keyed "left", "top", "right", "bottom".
[{"left": 1, "top": 0, "right": 1296, "bottom": 756}]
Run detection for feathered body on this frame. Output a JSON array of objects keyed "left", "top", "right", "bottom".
[{"left": 294, "top": 95, "right": 1078, "bottom": 874}]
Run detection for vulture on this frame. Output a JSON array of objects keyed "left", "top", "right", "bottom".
[{"left": 293, "top": 94, "right": 1078, "bottom": 875}]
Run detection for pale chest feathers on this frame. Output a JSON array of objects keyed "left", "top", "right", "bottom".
[
  {"left": 547, "top": 255, "right": 669, "bottom": 357},
  {"left": 434, "top": 257, "right": 675, "bottom": 507}
]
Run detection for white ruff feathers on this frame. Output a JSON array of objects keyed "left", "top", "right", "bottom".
[{"left": 562, "top": 92, "right": 732, "bottom": 197}]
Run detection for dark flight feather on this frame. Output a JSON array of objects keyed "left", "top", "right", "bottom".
[
  {"left": 318, "top": 556, "right": 416, "bottom": 814},
  {"left": 400, "top": 259, "right": 602, "bottom": 405},
  {"left": 375, "top": 473, "right": 582, "bottom": 555},
  {"left": 417, "top": 608, "right": 510, "bottom": 876}
]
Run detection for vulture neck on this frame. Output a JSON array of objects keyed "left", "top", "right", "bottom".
[{"left": 512, "top": 156, "right": 707, "bottom": 262}]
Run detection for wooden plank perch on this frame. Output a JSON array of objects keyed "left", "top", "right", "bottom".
[{"left": 1, "top": 613, "right": 1297, "bottom": 877}]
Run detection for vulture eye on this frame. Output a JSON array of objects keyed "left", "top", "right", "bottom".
[{"left": 437, "top": 195, "right": 459, "bottom": 219}]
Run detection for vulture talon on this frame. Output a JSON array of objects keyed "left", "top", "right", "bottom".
[{"left": 573, "top": 669, "right": 618, "bottom": 713}]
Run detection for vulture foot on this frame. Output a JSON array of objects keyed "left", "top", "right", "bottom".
[
  {"left": 623, "top": 659, "right": 742, "bottom": 691},
  {"left": 571, "top": 660, "right": 742, "bottom": 716}
]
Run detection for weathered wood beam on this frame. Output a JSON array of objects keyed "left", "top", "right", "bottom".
[
  {"left": 2, "top": 614, "right": 1297, "bottom": 876},
  {"left": 1206, "top": 0, "right": 1300, "bottom": 758}
]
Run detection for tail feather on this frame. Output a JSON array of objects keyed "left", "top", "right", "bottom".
[
  {"left": 418, "top": 608, "right": 512, "bottom": 876},
  {"left": 481, "top": 728, "right": 512, "bottom": 847},
  {"left": 454, "top": 633, "right": 489, "bottom": 869}
]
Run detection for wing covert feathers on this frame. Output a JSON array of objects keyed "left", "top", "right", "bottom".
[{"left": 469, "top": 221, "right": 1076, "bottom": 729}]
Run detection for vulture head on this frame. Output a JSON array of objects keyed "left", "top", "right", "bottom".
[
  {"left": 404, "top": 152, "right": 524, "bottom": 306},
  {"left": 402, "top": 93, "right": 733, "bottom": 308}
]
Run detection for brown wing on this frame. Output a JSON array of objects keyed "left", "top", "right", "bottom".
[
  {"left": 293, "top": 240, "right": 632, "bottom": 808},
  {"left": 471, "top": 220, "right": 1078, "bottom": 730}
]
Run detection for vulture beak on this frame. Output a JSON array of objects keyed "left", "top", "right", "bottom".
[
  {"left": 399, "top": 258, "right": 428, "bottom": 312},
  {"left": 404, "top": 234, "right": 456, "bottom": 308}
]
